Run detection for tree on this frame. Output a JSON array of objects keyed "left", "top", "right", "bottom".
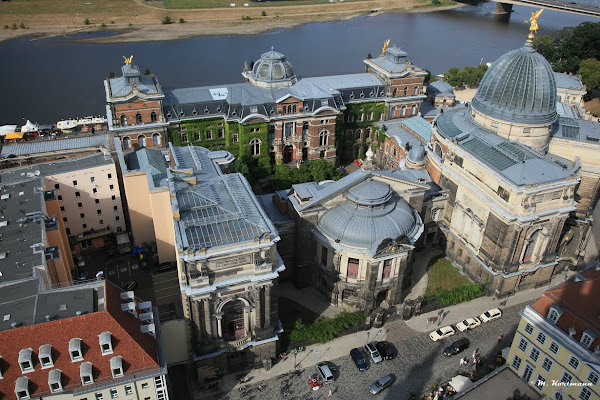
[
  {"left": 162, "top": 15, "right": 172, "bottom": 24},
  {"left": 579, "top": 58, "right": 600, "bottom": 92},
  {"left": 84, "top": 18, "right": 90, "bottom": 25},
  {"left": 179, "top": 17, "right": 185, "bottom": 23}
]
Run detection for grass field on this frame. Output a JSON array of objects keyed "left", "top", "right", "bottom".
[
  {"left": 585, "top": 98, "right": 600, "bottom": 117},
  {"left": 163, "top": 0, "right": 347, "bottom": 9},
  {"left": 425, "top": 257, "right": 471, "bottom": 297}
]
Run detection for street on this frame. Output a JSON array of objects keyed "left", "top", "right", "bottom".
[{"left": 213, "top": 302, "right": 527, "bottom": 400}]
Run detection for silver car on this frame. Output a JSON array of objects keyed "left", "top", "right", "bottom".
[
  {"left": 364, "top": 343, "right": 383, "bottom": 364},
  {"left": 369, "top": 374, "right": 395, "bottom": 394}
]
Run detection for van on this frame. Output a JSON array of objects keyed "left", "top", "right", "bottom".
[{"left": 316, "top": 362, "right": 335, "bottom": 384}]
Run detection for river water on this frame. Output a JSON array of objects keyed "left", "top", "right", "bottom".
[{"left": 0, "top": 2, "right": 596, "bottom": 124}]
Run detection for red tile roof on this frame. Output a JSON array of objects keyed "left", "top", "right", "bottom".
[
  {"left": 0, "top": 281, "right": 160, "bottom": 399},
  {"left": 531, "top": 267, "right": 600, "bottom": 350}
]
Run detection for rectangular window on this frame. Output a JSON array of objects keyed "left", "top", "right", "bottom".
[
  {"left": 588, "top": 371, "right": 599, "bottom": 385},
  {"left": 82, "top": 223, "right": 87, "bottom": 229},
  {"left": 73, "top": 180, "right": 78, "bottom": 186},
  {"left": 54, "top": 183, "right": 60, "bottom": 189},
  {"left": 581, "top": 333, "right": 593, "bottom": 348},
  {"left": 75, "top": 191, "right": 81, "bottom": 198},
  {"left": 321, "top": 246, "right": 328, "bottom": 266},
  {"left": 99, "top": 220, "right": 104, "bottom": 225},
  {"left": 523, "top": 127, "right": 531, "bottom": 133},
  {"left": 80, "top": 213, "right": 85, "bottom": 219},
  {"left": 66, "top": 228, "right": 71, "bottom": 235},
  {"left": 93, "top": 188, "right": 97, "bottom": 194},
  {"left": 232, "top": 134, "right": 238, "bottom": 143},
  {"left": 347, "top": 258, "right": 359, "bottom": 279},
  {"left": 529, "top": 347, "right": 540, "bottom": 362},
  {"left": 110, "top": 389, "right": 118, "bottom": 399},
  {"left": 58, "top": 195, "right": 62, "bottom": 201},
  {"left": 321, "top": 99, "right": 328, "bottom": 106},
  {"left": 63, "top": 217, "right": 68, "bottom": 223},
  {"left": 524, "top": 323, "right": 534, "bottom": 334},
  {"left": 97, "top": 210, "right": 102, "bottom": 215},
  {"left": 90, "top": 177, "right": 95, "bottom": 183},
  {"left": 250, "top": 106, "right": 258, "bottom": 113},
  {"left": 561, "top": 372, "right": 573, "bottom": 385},
  {"left": 534, "top": 375, "right": 545, "bottom": 390},
  {"left": 60, "top": 206, "right": 65, "bottom": 212},
  {"left": 181, "top": 132, "right": 188, "bottom": 143},
  {"left": 125, "top": 386, "right": 133, "bottom": 395},
  {"left": 382, "top": 259, "right": 392, "bottom": 279},
  {"left": 518, "top": 339, "right": 528, "bottom": 352},
  {"left": 107, "top": 173, "right": 112, "bottom": 179},
  {"left": 536, "top": 332, "right": 546, "bottom": 345},
  {"left": 498, "top": 186, "right": 510, "bottom": 202},
  {"left": 141, "top": 383, "right": 149, "bottom": 389},
  {"left": 512, "top": 355, "right": 522, "bottom": 370},
  {"left": 580, "top": 387, "right": 592, "bottom": 400},
  {"left": 568, "top": 356, "right": 579, "bottom": 369},
  {"left": 358, "top": 113, "right": 364, "bottom": 122},
  {"left": 541, "top": 357, "right": 553, "bottom": 372},
  {"left": 95, "top": 393, "right": 103, "bottom": 400},
  {"left": 95, "top": 199, "right": 100, "bottom": 204},
  {"left": 78, "top": 202, "right": 83, "bottom": 208},
  {"left": 115, "top": 216, "right": 120, "bottom": 221},
  {"left": 549, "top": 341, "right": 559, "bottom": 354},
  {"left": 206, "top": 130, "right": 212, "bottom": 140},
  {"left": 109, "top": 184, "right": 114, "bottom": 190},
  {"left": 522, "top": 364, "right": 534, "bottom": 383},
  {"left": 454, "top": 156, "right": 463, "bottom": 168},
  {"left": 111, "top": 195, "right": 116, "bottom": 201},
  {"left": 491, "top": 122, "right": 499, "bottom": 129},
  {"left": 113, "top": 206, "right": 118, "bottom": 211}
]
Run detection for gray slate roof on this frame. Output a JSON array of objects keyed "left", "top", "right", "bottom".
[
  {"left": 125, "top": 148, "right": 167, "bottom": 179},
  {"left": 436, "top": 109, "right": 576, "bottom": 186},
  {"left": 554, "top": 72, "right": 584, "bottom": 91},
  {"left": 0, "top": 134, "right": 112, "bottom": 157},
  {"left": 365, "top": 46, "right": 424, "bottom": 75},
  {"left": 376, "top": 115, "right": 431, "bottom": 145},
  {"left": 107, "top": 65, "right": 162, "bottom": 98},
  {"left": 427, "top": 80, "right": 455, "bottom": 97}
]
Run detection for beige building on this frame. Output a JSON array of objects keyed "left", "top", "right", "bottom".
[{"left": 507, "top": 266, "right": 600, "bottom": 400}]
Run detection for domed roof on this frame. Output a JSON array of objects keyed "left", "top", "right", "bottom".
[
  {"left": 249, "top": 47, "right": 296, "bottom": 86},
  {"left": 407, "top": 143, "right": 426, "bottom": 164},
  {"left": 317, "top": 180, "right": 422, "bottom": 250},
  {"left": 471, "top": 40, "right": 557, "bottom": 125}
]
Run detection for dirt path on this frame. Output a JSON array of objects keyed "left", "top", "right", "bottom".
[{"left": 0, "top": 0, "right": 463, "bottom": 43}]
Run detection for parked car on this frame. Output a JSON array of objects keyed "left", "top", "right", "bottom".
[
  {"left": 364, "top": 343, "right": 383, "bottom": 364},
  {"left": 456, "top": 317, "right": 481, "bottom": 332},
  {"left": 479, "top": 308, "right": 502, "bottom": 323},
  {"left": 315, "top": 362, "right": 335, "bottom": 384},
  {"left": 75, "top": 254, "right": 85, "bottom": 268},
  {"left": 350, "top": 348, "right": 369, "bottom": 371},
  {"left": 444, "top": 338, "right": 470, "bottom": 356},
  {"left": 429, "top": 325, "right": 456, "bottom": 341},
  {"left": 375, "top": 341, "right": 397, "bottom": 360},
  {"left": 369, "top": 374, "right": 395, "bottom": 395},
  {"left": 157, "top": 262, "right": 176, "bottom": 273}
]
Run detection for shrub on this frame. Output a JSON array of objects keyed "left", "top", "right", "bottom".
[
  {"left": 242, "top": 15, "right": 252, "bottom": 20},
  {"left": 128, "top": 22, "right": 133, "bottom": 27},
  {"left": 289, "top": 311, "right": 366, "bottom": 344},
  {"left": 111, "top": 20, "right": 115, "bottom": 24},
  {"left": 19, "top": 22, "right": 25, "bottom": 29},
  {"left": 435, "top": 283, "right": 485, "bottom": 306},
  {"left": 3, "top": 25, "right": 8, "bottom": 30},
  {"left": 100, "top": 23, "right": 107, "bottom": 29},
  {"left": 162, "top": 15, "right": 172, "bottom": 24},
  {"left": 84, "top": 18, "right": 90, "bottom": 25},
  {"left": 262, "top": 10, "right": 267, "bottom": 16},
  {"left": 179, "top": 17, "right": 185, "bottom": 23},
  {"left": 11, "top": 23, "right": 17, "bottom": 30},
  {"left": 431, "top": 0, "right": 441, "bottom": 4}
]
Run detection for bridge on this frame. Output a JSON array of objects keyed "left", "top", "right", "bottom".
[{"left": 490, "top": 0, "right": 600, "bottom": 17}]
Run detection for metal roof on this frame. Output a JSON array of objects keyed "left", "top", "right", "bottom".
[
  {"left": 554, "top": 72, "right": 584, "bottom": 91},
  {"left": 402, "top": 116, "right": 432, "bottom": 142},
  {"left": 125, "top": 148, "right": 167, "bottom": 179},
  {"left": 0, "top": 134, "right": 112, "bottom": 157}
]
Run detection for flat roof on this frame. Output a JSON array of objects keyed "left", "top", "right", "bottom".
[{"left": 0, "top": 134, "right": 112, "bottom": 157}]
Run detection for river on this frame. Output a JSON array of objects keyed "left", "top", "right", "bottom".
[{"left": 0, "top": 2, "right": 596, "bottom": 124}]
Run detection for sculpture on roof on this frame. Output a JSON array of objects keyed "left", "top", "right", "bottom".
[
  {"left": 123, "top": 55, "right": 134, "bottom": 66},
  {"left": 525, "top": 9, "right": 543, "bottom": 36},
  {"left": 381, "top": 39, "right": 390, "bottom": 56}
]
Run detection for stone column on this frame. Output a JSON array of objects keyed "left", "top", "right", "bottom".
[
  {"left": 264, "top": 284, "right": 272, "bottom": 328},
  {"left": 244, "top": 305, "right": 252, "bottom": 336},
  {"left": 203, "top": 299, "right": 213, "bottom": 338},
  {"left": 255, "top": 289, "right": 263, "bottom": 329},
  {"left": 191, "top": 300, "right": 202, "bottom": 341},
  {"left": 215, "top": 312, "right": 224, "bottom": 338}
]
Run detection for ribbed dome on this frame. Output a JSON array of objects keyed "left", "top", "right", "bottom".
[
  {"left": 249, "top": 47, "right": 296, "bottom": 86},
  {"left": 317, "top": 183, "right": 421, "bottom": 249},
  {"left": 346, "top": 179, "right": 391, "bottom": 206},
  {"left": 471, "top": 40, "right": 557, "bottom": 125},
  {"left": 408, "top": 143, "right": 426, "bottom": 164}
]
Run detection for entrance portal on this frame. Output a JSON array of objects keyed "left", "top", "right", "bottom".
[{"left": 283, "top": 145, "right": 294, "bottom": 164}]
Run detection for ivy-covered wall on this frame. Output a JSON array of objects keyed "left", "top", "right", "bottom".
[{"left": 336, "top": 101, "right": 386, "bottom": 163}]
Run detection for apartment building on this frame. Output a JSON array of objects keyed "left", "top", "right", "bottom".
[{"left": 507, "top": 267, "right": 600, "bottom": 400}]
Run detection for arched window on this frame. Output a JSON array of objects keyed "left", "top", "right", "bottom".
[
  {"left": 401, "top": 105, "right": 407, "bottom": 117},
  {"left": 292, "top": 105, "right": 297, "bottom": 113},
  {"left": 319, "top": 130, "right": 328, "bottom": 147},
  {"left": 123, "top": 136, "right": 131, "bottom": 150},
  {"left": 137, "top": 134, "right": 146, "bottom": 148},
  {"left": 150, "top": 112, "right": 157, "bottom": 122},
  {"left": 411, "top": 104, "right": 417, "bottom": 115},
  {"left": 250, "top": 138, "right": 261, "bottom": 156},
  {"left": 414, "top": 86, "right": 419, "bottom": 95},
  {"left": 366, "top": 127, "right": 371, "bottom": 139},
  {"left": 356, "top": 129, "right": 362, "bottom": 140},
  {"left": 120, "top": 115, "right": 127, "bottom": 126},
  {"left": 392, "top": 88, "right": 397, "bottom": 97},
  {"left": 392, "top": 146, "right": 397, "bottom": 157},
  {"left": 392, "top": 106, "right": 397, "bottom": 117},
  {"left": 222, "top": 300, "right": 246, "bottom": 340},
  {"left": 152, "top": 133, "right": 161, "bottom": 146},
  {"left": 135, "top": 113, "right": 142, "bottom": 124},
  {"left": 403, "top": 87, "right": 408, "bottom": 96},
  {"left": 523, "top": 230, "right": 541, "bottom": 263},
  {"left": 434, "top": 142, "right": 443, "bottom": 158}
]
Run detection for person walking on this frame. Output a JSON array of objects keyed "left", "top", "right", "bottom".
[
  {"left": 328, "top": 389, "right": 333, "bottom": 397},
  {"left": 498, "top": 335, "right": 503, "bottom": 343}
]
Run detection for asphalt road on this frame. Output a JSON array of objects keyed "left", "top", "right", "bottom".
[{"left": 214, "top": 302, "right": 528, "bottom": 400}]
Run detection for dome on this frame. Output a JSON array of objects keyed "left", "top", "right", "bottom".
[
  {"left": 317, "top": 180, "right": 422, "bottom": 250},
  {"left": 249, "top": 47, "right": 296, "bottom": 86},
  {"left": 407, "top": 143, "right": 426, "bottom": 164},
  {"left": 471, "top": 40, "right": 557, "bottom": 125}
]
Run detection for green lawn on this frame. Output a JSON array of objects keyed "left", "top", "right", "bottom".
[
  {"left": 163, "top": 0, "right": 343, "bottom": 9},
  {"left": 425, "top": 257, "right": 471, "bottom": 297}
]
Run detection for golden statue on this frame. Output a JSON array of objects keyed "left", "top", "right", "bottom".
[
  {"left": 382, "top": 39, "right": 390, "bottom": 56},
  {"left": 123, "top": 55, "right": 134, "bottom": 66},
  {"left": 525, "top": 9, "right": 543, "bottom": 37}
]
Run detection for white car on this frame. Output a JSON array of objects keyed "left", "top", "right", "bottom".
[
  {"left": 364, "top": 343, "right": 383, "bottom": 364},
  {"left": 429, "top": 325, "right": 456, "bottom": 341},
  {"left": 479, "top": 308, "right": 502, "bottom": 323},
  {"left": 456, "top": 317, "right": 481, "bottom": 332}
]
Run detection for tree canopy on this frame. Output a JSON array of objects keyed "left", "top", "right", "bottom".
[
  {"left": 440, "top": 64, "right": 488, "bottom": 88},
  {"left": 270, "top": 159, "right": 343, "bottom": 191}
]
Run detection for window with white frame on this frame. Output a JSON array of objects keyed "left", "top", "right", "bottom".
[
  {"left": 48, "top": 369, "right": 62, "bottom": 393},
  {"left": 110, "top": 389, "right": 118, "bottom": 399},
  {"left": 536, "top": 332, "right": 546, "bottom": 345},
  {"left": 125, "top": 385, "right": 133, "bottom": 395},
  {"left": 530, "top": 347, "right": 540, "bottom": 361},
  {"left": 98, "top": 331, "right": 113, "bottom": 355},
  {"left": 587, "top": 371, "right": 599, "bottom": 384},
  {"left": 518, "top": 339, "right": 528, "bottom": 352},
  {"left": 250, "top": 138, "right": 261, "bottom": 156},
  {"left": 549, "top": 342, "right": 560, "bottom": 354},
  {"left": 542, "top": 357, "right": 553, "bottom": 372},
  {"left": 581, "top": 331, "right": 595, "bottom": 348},
  {"left": 15, "top": 376, "right": 30, "bottom": 400},
  {"left": 141, "top": 383, "right": 149, "bottom": 389},
  {"left": 561, "top": 371, "right": 573, "bottom": 385},
  {"left": 110, "top": 356, "right": 123, "bottom": 378},
  {"left": 347, "top": 258, "right": 359, "bottom": 279},
  {"left": 547, "top": 305, "right": 564, "bottom": 323},
  {"left": 18, "top": 349, "right": 34, "bottom": 373},
  {"left": 535, "top": 375, "right": 546, "bottom": 390},
  {"left": 512, "top": 355, "right": 522, "bottom": 370},
  {"left": 569, "top": 356, "right": 580, "bottom": 370},
  {"left": 319, "top": 130, "right": 328, "bottom": 147},
  {"left": 579, "top": 387, "right": 592, "bottom": 400},
  {"left": 39, "top": 344, "right": 53, "bottom": 368},
  {"left": 80, "top": 362, "right": 94, "bottom": 385},
  {"left": 95, "top": 393, "right": 103, "bottom": 400},
  {"left": 554, "top": 391, "right": 564, "bottom": 400}
]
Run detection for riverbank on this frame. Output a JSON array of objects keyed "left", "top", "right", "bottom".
[{"left": 0, "top": 0, "right": 464, "bottom": 43}]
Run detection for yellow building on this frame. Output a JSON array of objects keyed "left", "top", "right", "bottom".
[{"left": 507, "top": 267, "right": 600, "bottom": 400}]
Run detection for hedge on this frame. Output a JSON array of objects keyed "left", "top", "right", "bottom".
[{"left": 289, "top": 311, "right": 366, "bottom": 344}]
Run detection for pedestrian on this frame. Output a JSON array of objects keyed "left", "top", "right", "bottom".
[
  {"left": 438, "top": 309, "right": 444, "bottom": 318},
  {"left": 328, "top": 389, "right": 333, "bottom": 397},
  {"left": 498, "top": 335, "right": 503, "bottom": 343}
]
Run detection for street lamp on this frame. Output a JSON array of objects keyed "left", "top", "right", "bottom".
[{"left": 366, "top": 331, "right": 370, "bottom": 345}]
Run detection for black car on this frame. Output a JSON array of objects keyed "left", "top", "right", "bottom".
[
  {"left": 375, "top": 341, "right": 397, "bottom": 360},
  {"left": 444, "top": 338, "right": 470, "bottom": 356},
  {"left": 350, "top": 348, "right": 369, "bottom": 371}
]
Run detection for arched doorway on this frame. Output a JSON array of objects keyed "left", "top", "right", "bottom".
[
  {"left": 222, "top": 300, "right": 245, "bottom": 341},
  {"left": 283, "top": 145, "right": 294, "bottom": 164}
]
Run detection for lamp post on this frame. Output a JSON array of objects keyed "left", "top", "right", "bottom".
[{"left": 366, "top": 331, "right": 370, "bottom": 345}]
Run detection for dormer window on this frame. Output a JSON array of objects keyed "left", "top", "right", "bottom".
[
  {"left": 15, "top": 376, "right": 30, "bottom": 400},
  {"left": 547, "top": 305, "right": 564, "bottom": 324},
  {"left": 18, "top": 348, "right": 34, "bottom": 373},
  {"left": 99, "top": 331, "right": 113, "bottom": 355},
  {"left": 110, "top": 356, "right": 124, "bottom": 378},
  {"left": 69, "top": 338, "right": 83, "bottom": 361},
  {"left": 38, "top": 344, "right": 53, "bottom": 368},
  {"left": 80, "top": 361, "right": 94, "bottom": 385},
  {"left": 581, "top": 330, "right": 597, "bottom": 349},
  {"left": 48, "top": 369, "right": 63, "bottom": 392}
]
